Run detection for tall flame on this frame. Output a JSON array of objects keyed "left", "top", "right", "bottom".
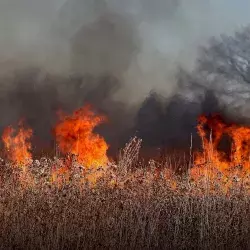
[
  {"left": 193, "top": 114, "right": 250, "bottom": 179},
  {"left": 54, "top": 105, "right": 109, "bottom": 169},
  {"left": 2, "top": 121, "right": 33, "bottom": 166}
]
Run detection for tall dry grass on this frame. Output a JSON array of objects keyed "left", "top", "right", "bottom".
[{"left": 0, "top": 138, "right": 249, "bottom": 250}]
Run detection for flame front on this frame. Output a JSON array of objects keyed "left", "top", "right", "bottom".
[
  {"left": 54, "top": 105, "right": 109, "bottom": 169},
  {"left": 193, "top": 114, "right": 250, "bottom": 180},
  {"left": 2, "top": 121, "right": 33, "bottom": 166}
]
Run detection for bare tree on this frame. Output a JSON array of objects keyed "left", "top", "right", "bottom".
[
  {"left": 197, "top": 25, "right": 250, "bottom": 86},
  {"left": 179, "top": 25, "right": 250, "bottom": 123}
]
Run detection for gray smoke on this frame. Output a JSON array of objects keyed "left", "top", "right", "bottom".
[
  {"left": 0, "top": 0, "right": 250, "bottom": 155},
  {"left": 1, "top": 0, "right": 250, "bottom": 100}
]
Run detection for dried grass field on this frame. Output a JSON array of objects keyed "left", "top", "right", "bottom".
[{"left": 0, "top": 137, "right": 250, "bottom": 250}]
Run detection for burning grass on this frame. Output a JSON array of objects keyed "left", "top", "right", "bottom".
[
  {"left": 0, "top": 108, "right": 250, "bottom": 249},
  {"left": 0, "top": 138, "right": 249, "bottom": 249}
]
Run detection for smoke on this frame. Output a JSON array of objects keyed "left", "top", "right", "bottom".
[
  {"left": 0, "top": 0, "right": 250, "bottom": 155},
  {"left": 2, "top": 0, "right": 250, "bottom": 96}
]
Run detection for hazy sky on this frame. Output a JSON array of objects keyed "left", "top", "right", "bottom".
[
  {"left": 1, "top": 0, "right": 250, "bottom": 64},
  {"left": 1, "top": 0, "right": 250, "bottom": 102}
]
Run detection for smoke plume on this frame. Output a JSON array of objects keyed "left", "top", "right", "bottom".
[{"left": 0, "top": 0, "right": 250, "bottom": 155}]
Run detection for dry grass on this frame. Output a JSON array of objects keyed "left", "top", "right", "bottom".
[{"left": 0, "top": 138, "right": 250, "bottom": 250}]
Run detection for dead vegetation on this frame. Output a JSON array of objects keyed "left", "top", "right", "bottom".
[{"left": 0, "top": 138, "right": 249, "bottom": 250}]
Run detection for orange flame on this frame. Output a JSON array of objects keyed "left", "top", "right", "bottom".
[
  {"left": 2, "top": 121, "right": 33, "bottom": 167},
  {"left": 193, "top": 114, "right": 250, "bottom": 180},
  {"left": 54, "top": 105, "right": 109, "bottom": 169}
]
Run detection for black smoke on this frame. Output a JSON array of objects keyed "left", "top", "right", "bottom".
[
  {"left": 1, "top": 1, "right": 250, "bottom": 158},
  {"left": 0, "top": 66, "right": 227, "bottom": 157}
]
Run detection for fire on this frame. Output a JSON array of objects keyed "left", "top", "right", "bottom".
[
  {"left": 54, "top": 105, "right": 109, "bottom": 169},
  {"left": 193, "top": 114, "right": 250, "bottom": 180},
  {"left": 2, "top": 121, "right": 33, "bottom": 167},
  {"left": 1, "top": 107, "right": 249, "bottom": 192}
]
